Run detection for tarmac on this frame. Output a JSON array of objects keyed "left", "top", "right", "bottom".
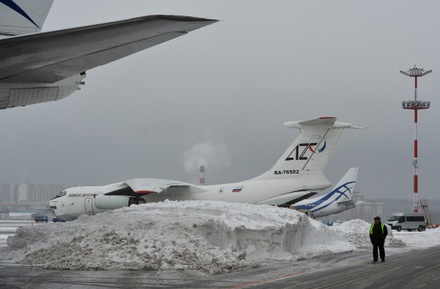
[
  {"left": 2, "top": 220, "right": 440, "bottom": 288},
  {"left": 1, "top": 246, "right": 439, "bottom": 288}
]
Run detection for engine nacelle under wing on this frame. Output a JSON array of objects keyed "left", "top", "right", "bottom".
[
  {"left": 95, "top": 195, "right": 145, "bottom": 210},
  {"left": 0, "top": 73, "right": 85, "bottom": 109}
]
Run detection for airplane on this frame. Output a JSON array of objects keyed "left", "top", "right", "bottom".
[
  {"left": 0, "top": 0, "right": 217, "bottom": 109},
  {"left": 49, "top": 116, "right": 362, "bottom": 221},
  {"left": 290, "top": 167, "right": 360, "bottom": 218}
]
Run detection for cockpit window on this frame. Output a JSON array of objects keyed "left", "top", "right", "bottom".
[
  {"left": 50, "top": 190, "right": 67, "bottom": 200},
  {"left": 57, "top": 190, "right": 67, "bottom": 197}
]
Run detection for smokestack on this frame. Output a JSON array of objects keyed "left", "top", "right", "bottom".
[{"left": 199, "top": 165, "right": 205, "bottom": 185}]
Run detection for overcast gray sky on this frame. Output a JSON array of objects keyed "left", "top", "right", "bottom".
[{"left": 1, "top": 0, "right": 439, "bottom": 201}]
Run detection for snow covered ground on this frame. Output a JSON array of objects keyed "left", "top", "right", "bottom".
[{"left": 1, "top": 200, "right": 440, "bottom": 273}]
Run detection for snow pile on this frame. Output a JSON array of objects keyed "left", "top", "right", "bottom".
[
  {"left": 394, "top": 229, "right": 440, "bottom": 249},
  {"left": 332, "top": 219, "right": 372, "bottom": 248},
  {"left": 0, "top": 201, "right": 354, "bottom": 272},
  {"left": 332, "top": 219, "right": 406, "bottom": 248}
]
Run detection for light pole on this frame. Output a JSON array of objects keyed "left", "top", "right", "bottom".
[{"left": 400, "top": 65, "right": 432, "bottom": 213}]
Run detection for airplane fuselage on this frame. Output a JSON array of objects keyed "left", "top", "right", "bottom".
[{"left": 49, "top": 177, "right": 330, "bottom": 221}]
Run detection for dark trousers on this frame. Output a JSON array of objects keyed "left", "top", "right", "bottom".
[{"left": 372, "top": 242, "right": 385, "bottom": 261}]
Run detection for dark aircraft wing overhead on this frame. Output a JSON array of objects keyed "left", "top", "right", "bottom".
[{"left": 0, "top": 15, "right": 218, "bottom": 83}]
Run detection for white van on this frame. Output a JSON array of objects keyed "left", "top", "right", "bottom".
[{"left": 386, "top": 213, "right": 426, "bottom": 232}]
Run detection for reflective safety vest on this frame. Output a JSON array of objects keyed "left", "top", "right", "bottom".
[{"left": 370, "top": 223, "right": 385, "bottom": 235}]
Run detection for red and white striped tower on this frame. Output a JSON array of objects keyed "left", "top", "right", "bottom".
[
  {"left": 400, "top": 65, "right": 432, "bottom": 213},
  {"left": 199, "top": 165, "right": 205, "bottom": 185}
]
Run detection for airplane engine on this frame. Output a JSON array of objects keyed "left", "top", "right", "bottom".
[
  {"left": 0, "top": 73, "right": 85, "bottom": 109},
  {"left": 95, "top": 195, "right": 145, "bottom": 210}
]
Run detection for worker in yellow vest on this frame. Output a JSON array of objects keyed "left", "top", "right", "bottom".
[{"left": 369, "top": 216, "right": 388, "bottom": 263}]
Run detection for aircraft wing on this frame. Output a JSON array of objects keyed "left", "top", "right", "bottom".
[
  {"left": 337, "top": 200, "right": 356, "bottom": 207},
  {"left": 103, "top": 178, "right": 203, "bottom": 196},
  {"left": 337, "top": 200, "right": 363, "bottom": 208},
  {"left": 0, "top": 15, "right": 218, "bottom": 83},
  {"left": 124, "top": 178, "right": 197, "bottom": 195},
  {"left": 256, "top": 191, "right": 317, "bottom": 207}
]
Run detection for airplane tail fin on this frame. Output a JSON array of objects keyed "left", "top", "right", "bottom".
[
  {"left": 290, "top": 167, "right": 359, "bottom": 216},
  {"left": 253, "top": 117, "right": 362, "bottom": 189},
  {"left": 331, "top": 167, "right": 358, "bottom": 202},
  {"left": 0, "top": 0, "right": 54, "bottom": 36}
]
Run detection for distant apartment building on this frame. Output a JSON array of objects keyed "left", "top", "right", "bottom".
[
  {"left": 12, "top": 183, "right": 65, "bottom": 207},
  {"left": 15, "top": 183, "right": 32, "bottom": 202},
  {"left": 0, "top": 182, "right": 11, "bottom": 202}
]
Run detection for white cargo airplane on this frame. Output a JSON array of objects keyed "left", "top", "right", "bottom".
[
  {"left": 290, "top": 167, "right": 360, "bottom": 218},
  {"left": 49, "top": 117, "right": 362, "bottom": 221},
  {"left": 0, "top": 0, "right": 217, "bottom": 109}
]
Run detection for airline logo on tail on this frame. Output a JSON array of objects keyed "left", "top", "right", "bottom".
[
  {"left": 312, "top": 180, "right": 355, "bottom": 207},
  {"left": 285, "top": 139, "right": 327, "bottom": 161},
  {"left": 291, "top": 168, "right": 359, "bottom": 218},
  {"left": 308, "top": 139, "right": 326, "bottom": 154}
]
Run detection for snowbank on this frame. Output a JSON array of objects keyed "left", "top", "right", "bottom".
[
  {"left": 331, "top": 219, "right": 406, "bottom": 248},
  {"left": 3, "top": 202, "right": 440, "bottom": 273},
  {"left": 0, "top": 201, "right": 354, "bottom": 272}
]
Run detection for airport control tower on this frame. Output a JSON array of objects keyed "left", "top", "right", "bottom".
[{"left": 400, "top": 65, "right": 432, "bottom": 213}]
